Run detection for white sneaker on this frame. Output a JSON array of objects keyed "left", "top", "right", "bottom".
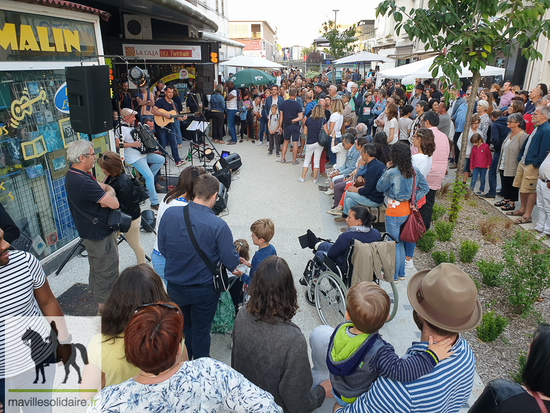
[
  {"left": 313, "top": 179, "right": 318, "bottom": 184},
  {"left": 405, "top": 259, "right": 414, "bottom": 269},
  {"left": 326, "top": 208, "right": 343, "bottom": 216},
  {"left": 258, "top": 141, "right": 263, "bottom": 146},
  {"left": 297, "top": 177, "right": 305, "bottom": 183},
  {"left": 325, "top": 189, "right": 334, "bottom": 196}
]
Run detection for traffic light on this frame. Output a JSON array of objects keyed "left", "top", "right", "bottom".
[{"left": 210, "top": 52, "right": 218, "bottom": 63}]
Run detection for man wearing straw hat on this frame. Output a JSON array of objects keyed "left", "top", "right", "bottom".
[{"left": 328, "top": 263, "right": 482, "bottom": 413}]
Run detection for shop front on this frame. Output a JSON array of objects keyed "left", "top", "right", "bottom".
[{"left": 0, "top": 0, "right": 107, "bottom": 261}]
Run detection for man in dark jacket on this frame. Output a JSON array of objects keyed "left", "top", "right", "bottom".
[
  {"left": 341, "top": 144, "right": 385, "bottom": 217},
  {"left": 484, "top": 110, "right": 510, "bottom": 198}
]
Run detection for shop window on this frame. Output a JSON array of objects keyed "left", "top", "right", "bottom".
[{"left": 0, "top": 69, "right": 110, "bottom": 259}]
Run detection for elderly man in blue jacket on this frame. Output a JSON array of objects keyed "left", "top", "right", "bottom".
[
  {"left": 337, "top": 143, "right": 385, "bottom": 222},
  {"left": 511, "top": 106, "right": 550, "bottom": 224}
]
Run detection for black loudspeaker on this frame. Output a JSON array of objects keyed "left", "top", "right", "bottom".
[
  {"left": 213, "top": 167, "right": 231, "bottom": 190},
  {"left": 196, "top": 64, "right": 214, "bottom": 95},
  {"left": 65, "top": 65, "right": 112, "bottom": 135},
  {"left": 213, "top": 182, "right": 228, "bottom": 215},
  {"left": 224, "top": 153, "right": 242, "bottom": 172}
]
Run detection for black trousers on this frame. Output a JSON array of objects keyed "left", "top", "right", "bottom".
[
  {"left": 211, "top": 111, "right": 224, "bottom": 140},
  {"left": 419, "top": 189, "right": 437, "bottom": 230},
  {"left": 453, "top": 131, "right": 462, "bottom": 164}
]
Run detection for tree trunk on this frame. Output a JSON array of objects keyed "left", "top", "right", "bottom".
[{"left": 455, "top": 70, "right": 481, "bottom": 179}]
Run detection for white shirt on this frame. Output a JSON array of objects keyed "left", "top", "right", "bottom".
[
  {"left": 226, "top": 89, "right": 238, "bottom": 110},
  {"left": 116, "top": 124, "right": 145, "bottom": 164},
  {"left": 384, "top": 118, "right": 399, "bottom": 145},
  {"left": 412, "top": 153, "right": 433, "bottom": 179},
  {"left": 153, "top": 197, "right": 188, "bottom": 253},
  {"left": 539, "top": 152, "right": 550, "bottom": 181},
  {"left": 331, "top": 142, "right": 347, "bottom": 169},
  {"left": 329, "top": 113, "right": 344, "bottom": 138}
]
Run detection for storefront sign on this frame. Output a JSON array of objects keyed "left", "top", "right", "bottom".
[
  {"left": 54, "top": 83, "right": 69, "bottom": 114},
  {"left": 0, "top": 11, "right": 97, "bottom": 61},
  {"left": 123, "top": 44, "right": 201, "bottom": 60}
]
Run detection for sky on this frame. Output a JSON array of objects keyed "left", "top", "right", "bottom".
[{"left": 227, "top": 0, "right": 378, "bottom": 47}]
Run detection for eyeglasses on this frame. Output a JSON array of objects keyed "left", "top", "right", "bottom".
[
  {"left": 98, "top": 153, "right": 110, "bottom": 161},
  {"left": 135, "top": 303, "right": 179, "bottom": 314},
  {"left": 471, "top": 121, "right": 480, "bottom": 124},
  {"left": 83, "top": 152, "right": 96, "bottom": 158}
]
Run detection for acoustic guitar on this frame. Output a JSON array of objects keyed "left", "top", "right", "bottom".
[{"left": 154, "top": 109, "right": 187, "bottom": 128}]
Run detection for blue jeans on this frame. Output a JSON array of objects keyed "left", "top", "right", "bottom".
[
  {"left": 260, "top": 117, "right": 268, "bottom": 141},
  {"left": 227, "top": 109, "right": 238, "bottom": 142},
  {"left": 471, "top": 167, "right": 487, "bottom": 193},
  {"left": 329, "top": 137, "right": 342, "bottom": 165},
  {"left": 131, "top": 153, "right": 165, "bottom": 205},
  {"left": 404, "top": 240, "right": 416, "bottom": 259},
  {"left": 384, "top": 214, "right": 409, "bottom": 280},
  {"left": 167, "top": 282, "right": 219, "bottom": 360},
  {"left": 156, "top": 124, "right": 181, "bottom": 163},
  {"left": 314, "top": 241, "right": 332, "bottom": 261},
  {"left": 151, "top": 251, "right": 166, "bottom": 284},
  {"left": 486, "top": 152, "right": 500, "bottom": 196},
  {"left": 173, "top": 119, "right": 183, "bottom": 145},
  {"left": 343, "top": 192, "right": 381, "bottom": 215}
]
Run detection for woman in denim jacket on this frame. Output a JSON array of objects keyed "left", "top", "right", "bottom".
[
  {"left": 210, "top": 85, "right": 226, "bottom": 143},
  {"left": 376, "top": 144, "right": 429, "bottom": 282}
]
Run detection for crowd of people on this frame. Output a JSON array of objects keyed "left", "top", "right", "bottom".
[{"left": 2, "top": 66, "right": 550, "bottom": 413}]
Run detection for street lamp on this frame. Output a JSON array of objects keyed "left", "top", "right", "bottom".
[{"left": 332, "top": 9, "right": 339, "bottom": 28}]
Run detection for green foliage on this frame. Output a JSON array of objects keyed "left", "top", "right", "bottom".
[
  {"left": 503, "top": 230, "right": 550, "bottom": 315},
  {"left": 435, "top": 221, "right": 454, "bottom": 242},
  {"left": 417, "top": 230, "right": 437, "bottom": 253},
  {"left": 477, "top": 311, "right": 508, "bottom": 342},
  {"left": 510, "top": 351, "right": 527, "bottom": 384},
  {"left": 476, "top": 258, "right": 505, "bottom": 286},
  {"left": 376, "top": 0, "right": 550, "bottom": 183},
  {"left": 470, "top": 275, "right": 481, "bottom": 291},
  {"left": 320, "top": 20, "right": 358, "bottom": 60},
  {"left": 432, "top": 250, "right": 456, "bottom": 266},
  {"left": 448, "top": 180, "right": 467, "bottom": 223},
  {"left": 459, "top": 240, "right": 480, "bottom": 263},
  {"left": 431, "top": 203, "right": 446, "bottom": 222}
]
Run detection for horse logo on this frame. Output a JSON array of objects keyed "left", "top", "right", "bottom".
[{"left": 21, "top": 321, "right": 89, "bottom": 384}]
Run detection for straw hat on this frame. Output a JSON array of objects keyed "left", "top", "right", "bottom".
[{"left": 407, "top": 263, "right": 482, "bottom": 333}]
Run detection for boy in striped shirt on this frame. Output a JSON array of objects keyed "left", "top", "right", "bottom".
[{"left": 327, "top": 282, "right": 454, "bottom": 407}]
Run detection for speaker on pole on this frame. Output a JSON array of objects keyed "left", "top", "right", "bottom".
[{"left": 65, "top": 65, "right": 112, "bottom": 135}]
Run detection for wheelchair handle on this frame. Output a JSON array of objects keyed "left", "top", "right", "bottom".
[{"left": 381, "top": 232, "right": 399, "bottom": 243}]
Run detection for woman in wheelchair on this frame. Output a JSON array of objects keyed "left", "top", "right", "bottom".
[{"left": 315, "top": 205, "right": 381, "bottom": 268}]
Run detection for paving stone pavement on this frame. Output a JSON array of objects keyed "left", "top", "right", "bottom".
[{"left": 45, "top": 136, "right": 484, "bottom": 412}]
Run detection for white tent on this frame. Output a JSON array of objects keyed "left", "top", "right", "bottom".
[
  {"left": 378, "top": 56, "right": 505, "bottom": 82},
  {"left": 334, "top": 51, "right": 393, "bottom": 64},
  {"left": 219, "top": 55, "right": 284, "bottom": 69}
]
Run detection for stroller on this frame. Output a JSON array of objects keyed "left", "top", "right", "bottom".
[{"left": 298, "top": 230, "right": 399, "bottom": 328}]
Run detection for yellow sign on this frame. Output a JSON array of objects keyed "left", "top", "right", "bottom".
[
  {"left": 10, "top": 88, "right": 49, "bottom": 127},
  {"left": 0, "top": 23, "right": 80, "bottom": 53},
  {"left": 150, "top": 69, "right": 196, "bottom": 91}
]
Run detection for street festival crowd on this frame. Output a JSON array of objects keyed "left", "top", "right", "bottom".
[{"left": 1, "top": 66, "right": 550, "bottom": 413}]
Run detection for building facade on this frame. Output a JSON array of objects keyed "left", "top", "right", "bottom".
[{"left": 229, "top": 20, "right": 277, "bottom": 61}]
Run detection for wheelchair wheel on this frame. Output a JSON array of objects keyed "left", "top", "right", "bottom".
[
  {"left": 304, "top": 289, "right": 315, "bottom": 306},
  {"left": 374, "top": 277, "right": 399, "bottom": 322},
  {"left": 315, "top": 272, "right": 347, "bottom": 328}
]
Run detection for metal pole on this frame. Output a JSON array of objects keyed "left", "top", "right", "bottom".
[{"left": 332, "top": 10, "right": 339, "bottom": 85}]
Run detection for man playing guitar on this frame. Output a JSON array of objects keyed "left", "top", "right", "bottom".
[
  {"left": 115, "top": 108, "right": 166, "bottom": 210},
  {"left": 151, "top": 85, "right": 186, "bottom": 167}
]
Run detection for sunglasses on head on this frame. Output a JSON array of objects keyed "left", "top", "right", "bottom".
[
  {"left": 98, "top": 153, "right": 110, "bottom": 161},
  {"left": 135, "top": 302, "right": 179, "bottom": 314}
]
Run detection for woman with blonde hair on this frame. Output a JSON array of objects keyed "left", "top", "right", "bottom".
[
  {"left": 299, "top": 104, "right": 327, "bottom": 183},
  {"left": 325, "top": 98, "right": 344, "bottom": 165}
]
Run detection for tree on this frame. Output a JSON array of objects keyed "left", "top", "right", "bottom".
[
  {"left": 307, "top": 51, "right": 322, "bottom": 64},
  {"left": 301, "top": 45, "right": 314, "bottom": 59},
  {"left": 321, "top": 20, "right": 358, "bottom": 83},
  {"left": 377, "top": 0, "right": 550, "bottom": 218}
]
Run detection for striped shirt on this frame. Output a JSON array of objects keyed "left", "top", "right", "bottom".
[
  {"left": 1, "top": 250, "right": 51, "bottom": 378},
  {"left": 337, "top": 336, "right": 475, "bottom": 413}
]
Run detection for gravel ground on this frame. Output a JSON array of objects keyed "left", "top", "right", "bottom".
[{"left": 412, "top": 187, "right": 550, "bottom": 385}]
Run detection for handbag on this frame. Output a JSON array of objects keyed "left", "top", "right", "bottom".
[
  {"left": 129, "top": 175, "right": 149, "bottom": 202},
  {"left": 399, "top": 171, "right": 426, "bottom": 243},
  {"left": 183, "top": 205, "right": 229, "bottom": 293},
  {"left": 68, "top": 197, "right": 132, "bottom": 233},
  {"left": 318, "top": 127, "right": 330, "bottom": 147}
]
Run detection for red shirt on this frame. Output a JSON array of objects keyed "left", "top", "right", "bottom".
[{"left": 470, "top": 143, "right": 492, "bottom": 170}]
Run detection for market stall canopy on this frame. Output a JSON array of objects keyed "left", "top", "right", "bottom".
[
  {"left": 220, "top": 55, "right": 284, "bottom": 69},
  {"left": 228, "top": 69, "right": 276, "bottom": 87},
  {"left": 378, "top": 56, "right": 505, "bottom": 82},
  {"left": 334, "top": 51, "right": 393, "bottom": 64}
]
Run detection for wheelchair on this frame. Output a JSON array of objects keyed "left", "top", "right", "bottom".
[{"left": 299, "top": 231, "right": 399, "bottom": 328}]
